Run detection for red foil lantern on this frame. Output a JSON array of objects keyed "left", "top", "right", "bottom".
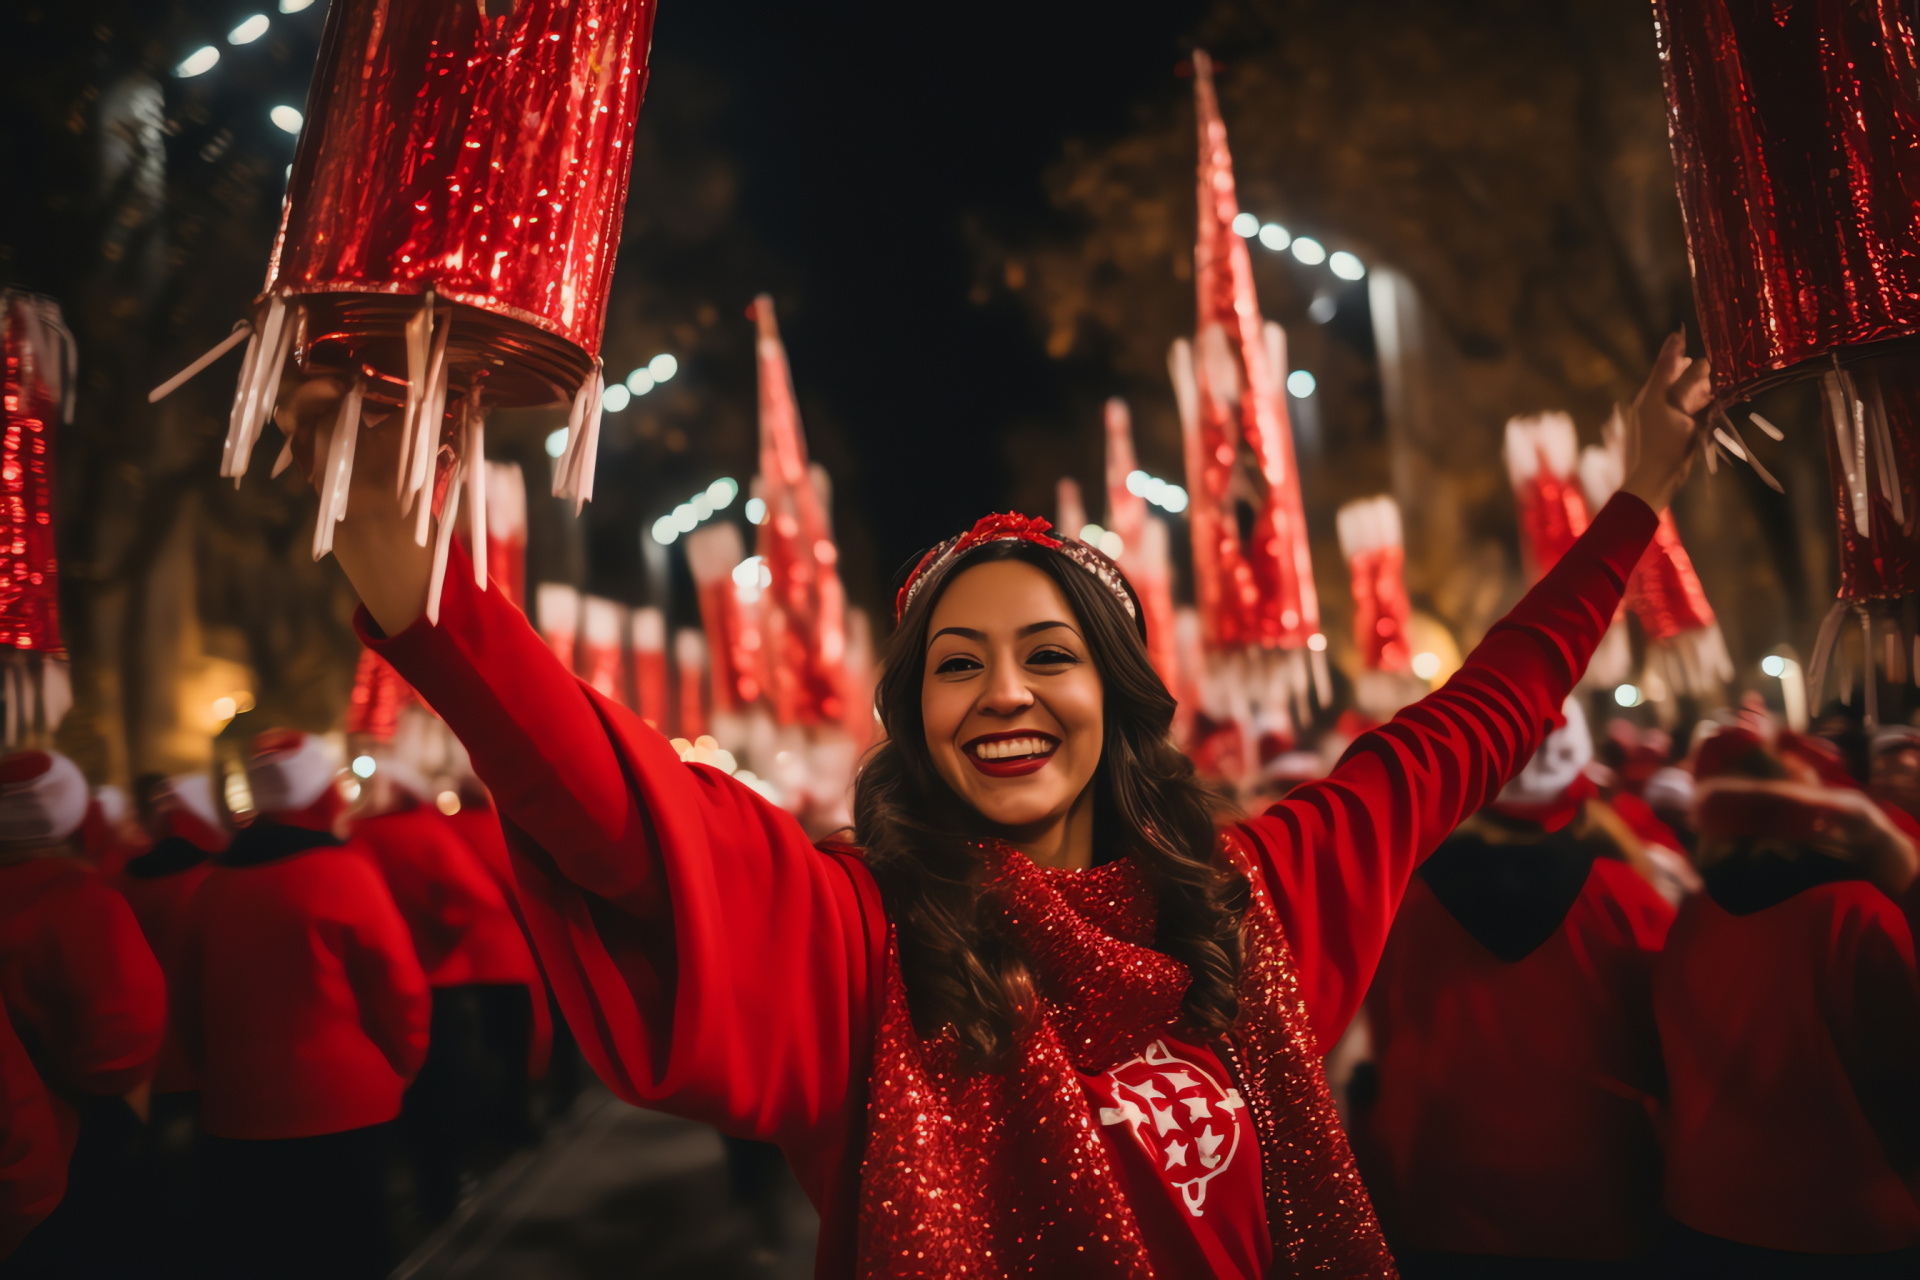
[
  {"left": 631, "top": 607, "right": 667, "bottom": 729},
  {"left": 534, "top": 582, "right": 580, "bottom": 675},
  {"left": 672, "top": 627, "right": 708, "bottom": 740},
  {"left": 1335, "top": 497, "right": 1412, "bottom": 674},
  {"left": 345, "top": 648, "right": 412, "bottom": 742},
  {"left": 1178, "top": 50, "right": 1320, "bottom": 654},
  {"left": 1503, "top": 413, "right": 1591, "bottom": 582},
  {"left": 0, "top": 293, "right": 70, "bottom": 657},
  {"left": 272, "top": 0, "right": 657, "bottom": 408},
  {"left": 580, "top": 596, "right": 626, "bottom": 705},
  {"left": 750, "top": 296, "right": 846, "bottom": 727}
]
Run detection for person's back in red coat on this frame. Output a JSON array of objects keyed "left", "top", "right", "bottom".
[
  {"left": 113, "top": 774, "right": 228, "bottom": 1099},
  {"left": 0, "top": 751, "right": 165, "bottom": 1277},
  {"left": 178, "top": 731, "right": 429, "bottom": 1280},
  {"left": 0, "top": 1008, "right": 65, "bottom": 1263},
  {"left": 352, "top": 761, "right": 542, "bottom": 1219},
  {"left": 1657, "top": 766, "right": 1920, "bottom": 1271},
  {"left": 1359, "top": 702, "right": 1675, "bottom": 1272}
]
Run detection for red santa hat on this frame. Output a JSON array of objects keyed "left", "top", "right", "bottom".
[
  {"left": 151, "top": 773, "right": 229, "bottom": 852},
  {"left": 245, "top": 730, "right": 339, "bottom": 816},
  {"left": 0, "top": 750, "right": 88, "bottom": 845}
]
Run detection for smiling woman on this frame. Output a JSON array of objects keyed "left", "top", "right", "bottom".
[{"left": 302, "top": 337, "right": 1708, "bottom": 1279}]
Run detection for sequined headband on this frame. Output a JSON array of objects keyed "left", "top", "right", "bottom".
[{"left": 894, "top": 511, "right": 1140, "bottom": 626}]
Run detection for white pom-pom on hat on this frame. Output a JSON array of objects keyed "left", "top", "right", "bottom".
[
  {"left": 0, "top": 751, "right": 90, "bottom": 845},
  {"left": 245, "top": 731, "right": 339, "bottom": 815}
]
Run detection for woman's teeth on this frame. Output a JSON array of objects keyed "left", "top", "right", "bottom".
[{"left": 971, "top": 737, "right": 1053, "bottom": 760}]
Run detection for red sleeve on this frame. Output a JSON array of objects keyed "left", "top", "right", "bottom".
[
  {"left": 363, "top": 541, "right": 885, "bottom": 1153},
  {"left": 1824, "top": 890, "right": 1920, "bottom": 1177},
  {"left": 336, "top": 856, "right": 432, "bottom": 1084},
  {"left": 1238, "top": 493, "right": 1657, "bottom": 1051},
  {"left": 34, "top": 880, "right": 166, "bottom": 1097},
  {"left": 0, "top": 1013, "right": 63, "bottom": 1261}
]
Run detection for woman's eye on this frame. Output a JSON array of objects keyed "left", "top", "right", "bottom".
[
  {"left": 935, "top": 654, "right": 983, "bottom": 674},
  {"left": 1029, "top": 647, "right": 1077, "bottom": 666}
]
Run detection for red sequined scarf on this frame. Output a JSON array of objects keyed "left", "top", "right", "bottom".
[{"left": 856, "top": 835, "right": 1395, "bottom": 1277}]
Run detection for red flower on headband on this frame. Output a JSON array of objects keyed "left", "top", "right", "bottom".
[{"left": 895, "top": 512, "right": 1063, "bottom": 622}]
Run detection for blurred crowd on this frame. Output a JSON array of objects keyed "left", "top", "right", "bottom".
[
  {"left": 0, "top": 731, "right": 587, "bottom": 1280},
  {"left": 4, "top": 687, "right": 1920, "bottom": 1278}
]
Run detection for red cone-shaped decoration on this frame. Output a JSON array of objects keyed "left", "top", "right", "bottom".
[{"left": 1101, "top": 399, "right": 1181, "bottom": 692}]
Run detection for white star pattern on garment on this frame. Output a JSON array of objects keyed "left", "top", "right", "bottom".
[{"left": 1096, "top": 1039, "right": 1246, "bottom": 1217}]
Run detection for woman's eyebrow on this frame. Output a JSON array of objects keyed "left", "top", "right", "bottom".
[
  {"left": 1019, "top": 621, "right": 1078, "bottom": 638},
  {"left": 931, "top": 626, "right": 986, "bottom": 642}
]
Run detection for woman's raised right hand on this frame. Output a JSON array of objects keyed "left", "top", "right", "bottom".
[{"left": 274, "top": 374, "right": 434, "bottom": 636}]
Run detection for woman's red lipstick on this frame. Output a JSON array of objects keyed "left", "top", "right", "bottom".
[{"left": 963, "top": 730, "right": 1059, "bottom": 778}]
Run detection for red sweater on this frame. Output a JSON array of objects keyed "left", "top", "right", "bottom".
[
  {"left": 176, "top": 829, "right": 431, "bottom": 1139},
  {"left": 114, "top": 843, "right": 214, "bottom": 1095},
  {"left": 353, "top": 806, "right": 536, "bottom": 990},
  {"left": 440, "top": 804, "right": 554, "bottom": 1076},
  {"left": 1363, "top": 857, "right": 1674, "bottom": 1257},
  {"left": 0, "top": 858, "right": 164, "bottom": 1156},
  {"left": 0, "top": 1010, "right": 63, "bottom": 1261},
  {"left": 1655, "top": 879, "right": 1920, "bottom": 1253},
  {"left": 366, "top": 496, "right": 1655, "bottom": 1277}
]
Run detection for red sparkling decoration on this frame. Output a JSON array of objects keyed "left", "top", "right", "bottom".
[
  {"left": 0, "top": 299, "right": 64, "bottom": 655},
  {"left": 269, "top": 0, "right": 659, "bottom": 407}
]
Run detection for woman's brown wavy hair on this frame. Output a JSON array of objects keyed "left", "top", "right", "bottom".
[{"left": 853, "top": 538, "right": 1246, "bottom": 1065}]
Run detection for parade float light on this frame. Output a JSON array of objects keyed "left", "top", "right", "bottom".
[
  {"left": 1258, "top": 223, "right": 1292, "bottom": 251},
  {"left": 1287, "top": 370, "right": 1317, "bottom": 398},
  {"left": 743, "top": 496, "right": 767, "bottom": 525},
  {"left": 269, "top": 106, "right": 303, "bottom": 134},
  {"left": 229, "top": 14, "right": 270, "bottom": 44},
  {"left": 1614, "top": 683, "right": 1644, "bottom": 708},
  {"left": 1232, "top": 212, "right": 1260, "bottom": 238},
  {"left": 1124, "top": 469, "right": 1191, "bottom": 515},
  {"left": 1290, "top": 236, "right": 1327, "bottom": 266},
  {"left": 1329, "top": 251, "right": 1366, "bottom": 281},
  {"left": 1411, "top": 651, "right": 1443, "bottom": 680},
  {"left": 279, "top": 0, "right": 315, "bottom": 10},
  {"left": 651, "top": 479, "right": 739, "bottom": 546},
  {"left": 600, "top": 383, "right": 632, "bottom": 413},
  {"left": 351, "top": 754, "right": 377, "bottom": 778},
  {"left": 626, "top": 368, "right": 656, "bottom": 395},
  {"left": 176, "top": 46, "right": 220, "bottom": 77},
  {"left": 544, "top": 428, "right": 568, "bottom": 459},
  {"left": 649, "top": 353, "right": 678, "bottom": 382}
]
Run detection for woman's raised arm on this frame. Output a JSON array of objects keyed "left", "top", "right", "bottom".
[{"left": 1238, "top": 332, "right": 1711, "bottom": 1052}]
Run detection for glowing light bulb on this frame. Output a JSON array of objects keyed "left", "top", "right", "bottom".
[
  {"left": 649, "top": 353, "right": 679, "bottom": 382},
  {"left": 1614, "top": 684, "right": 1642, "bottom": 707},
  {"left": 599, "top": 383, "right": 631, "bottom": 413},
  {"left": 1231, "top": 212, "right": 1259, "bottom": 238},
  {"left": 1258, "top": 223, "right": 1291, "bottom": 251},
  {"left": 1329, "top": 251, "right": 1366, "bottom": 280},
  {"left": 651, "top": 517, "right": 678, "bottom": 545},
  {"left": 707, "top": 477, "right": 739, "bottom": 508},
  {"left": 1761, "top": 654, "right": 1786, "bottom": 678},
  {"left": 176, "top": 46, "right": 220, "bottom": 77},
  {"left": 743, "top": 497, "right": 767, "bottom": 524},
  {"left": 228, "top": 14, "right": 270, "bottom": 43},
  {"left": 545, "top": 428, "right": 568, "bottom": 458},
  {"left": 270, "top": 106, "right": 304, "bottom": 134},
  {"left": 278, "top": 0, "right": 316, "bottom": 11},
  {"left": 626, "top": 368, "right": 655, "bottom": 395},
  {"left": 1290, "top": 236, "right": 1326, "bottom": 266},
  {"left": 351, "top": 755, "right": 377, "bottom": 778},
  {"left": 1286, "top": 370, "right": 1317, "bottom": 398},
  {"left": 1411, "top": 652, "right": 1442, "bottom": 680}
]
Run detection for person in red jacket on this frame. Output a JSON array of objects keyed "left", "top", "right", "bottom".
[
  {"left": 1355, "top": 697, "right": 1676, "bottom": 1275},
  {"left": 352, "top": 754, "right": 545, "bottom": 1219},
  {"left": 0, "top": 750, "right": 165, "bottom": 1278},
  {"left": 0, "top": 1011, "right": 64, "bottom": 1264},
  {"left": 1655, "top": 731, "right": 1920, "bottom": 1276},
  {"left": 175, "top": 731, "right": 429, "bottom": 1280},
  {"left": 283, "top": 333, "right": 1705, "bottom": 1275}
]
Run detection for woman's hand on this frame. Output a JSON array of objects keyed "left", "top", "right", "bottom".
[
  {"left": 1619, "top": 329, "right": 1712, "bottom": 514},
  {"left": 274, "top": 375, "right": 433, "bottom": 636}
]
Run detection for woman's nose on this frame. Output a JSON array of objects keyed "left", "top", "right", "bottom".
[{"left": 978, "top": 659, "right": 1034, "bottom": 714}]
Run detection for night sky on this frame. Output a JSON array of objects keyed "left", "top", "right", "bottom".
[{"left": 647, "top": 0, "right": 1210, "bottom": 585}]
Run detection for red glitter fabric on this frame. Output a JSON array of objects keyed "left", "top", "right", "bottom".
[
  {"left": 1654, "top": 0, "right": 1920, "bottom": 400},
  {"left": 0, "top": 304, "right": 62, "bottom": 654},
  {"left": 854, "top": 842, "right": 1393, "bottom": 1278}
]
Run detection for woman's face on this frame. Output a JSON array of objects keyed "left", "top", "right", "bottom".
[{"left": 921, "top": 559, "right": 1104, "bottom": 841}]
